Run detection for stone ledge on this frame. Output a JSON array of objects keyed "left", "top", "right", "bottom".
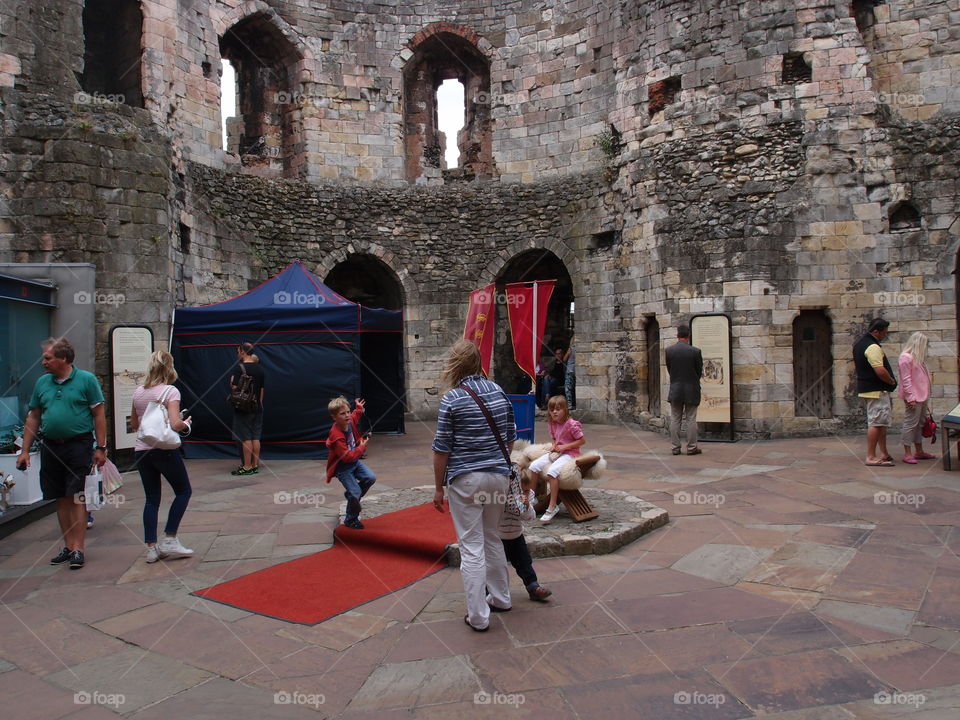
[{"left": 345, "top": 486, "right": 669, "bottom": 566}]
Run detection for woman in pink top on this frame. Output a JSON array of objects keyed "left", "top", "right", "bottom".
[
  {"left": 898, "top": 332, "right": 934, "bottom": 464},
  {"left": 528, "top": 395, "right": 585, "bottom": 523}
]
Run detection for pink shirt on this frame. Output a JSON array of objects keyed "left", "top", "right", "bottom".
[
  {"left": 549, "top": 417, "right": 584, "bottom": 458},
  {"left": 132, "top": 384, "right": 181, "bottom": 452},
  {"left": 897, "top": 352, "right": 930, "bottom": 404}
]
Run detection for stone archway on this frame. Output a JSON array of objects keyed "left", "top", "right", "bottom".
[
  {"left": 324, "top": 253, "right": 403, "bottom": 310},
  {"left": 324, "top": 254, "right": 406, "bottom": 428},
  {"left": 491, "top": 249, "right": 574, "bottom": 394}
]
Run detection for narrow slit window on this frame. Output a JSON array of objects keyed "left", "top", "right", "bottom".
[{"left": 437, "top": 79, "right": 465, "bottom": 169}]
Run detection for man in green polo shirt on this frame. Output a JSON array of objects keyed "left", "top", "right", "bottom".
[{"left": 17, "top": 337, "right": 107, "bottom": 569}]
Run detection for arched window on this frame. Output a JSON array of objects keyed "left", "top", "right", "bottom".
[
  {"left": 403, "top": 28, "right": 493, "bottom": 182},
  {"left": 79, "top": 0, "right": 143, "bottom": 108},
  {"left": 220, "top": 14, "right": 301, "bottom": 176}
]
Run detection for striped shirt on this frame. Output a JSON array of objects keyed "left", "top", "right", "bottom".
[{"left": 433, "top": 375, "right": 516, "bottom": 483}]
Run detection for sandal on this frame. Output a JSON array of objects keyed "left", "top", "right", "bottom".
[
  {"left": 865, "top": 459, "right": 895, "bottom": 467},
  {"left": 464, "top": 615, "right": 489, "bottom": 632},
  {"left": 915, "top": 452, "right": 936, "bottom": 460}
]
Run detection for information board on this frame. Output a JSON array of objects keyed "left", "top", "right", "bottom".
[
  {"left": 690, "top": 314, "right": 733, "bottom": 427},
  {"left": 109, "top": 326, "right": 153, "bottom": 450}
]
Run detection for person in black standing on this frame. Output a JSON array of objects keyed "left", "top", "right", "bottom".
[
  {"left": 854, "top": 318, "right": 898, "bottom": 466},
  {"left": 230, "top": 342, "right": 265, "bottom": 475},
  {"left": 665, "top": 324, "right": 704, "bottom": 456}
]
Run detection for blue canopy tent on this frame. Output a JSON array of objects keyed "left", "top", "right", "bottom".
[{"left": 171, "top": 262, "right": 404, "bottom": 459}]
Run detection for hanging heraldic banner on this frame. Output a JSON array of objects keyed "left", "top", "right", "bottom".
[
  {"left": 690, "top": 314, "right": 732, "bottom": 426},
  {"left": 110, "top": 326, "right": 154, "bottom": 450}
]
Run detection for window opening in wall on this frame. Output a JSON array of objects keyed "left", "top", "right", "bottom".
[
  {"left": 79, "top": 0, "right": 144, "bottom": 108},
  {"left": 437, "top": 79, "right": 465, "bottom": 169},
  {"left": 852, "top": 0, "right": 885, "bottom": 34},
  {"left": 889, "top": 201, "right": 921, "bottom": 231},
  {"left": 178, "top": 223, "right": 191, "bottom": 254},
  {"left": 782, "top": 53, "right": 812, "bottom": 84},
  {"left": 220, "top": 13, "right": 301, "bottom": 176},
  {"left": 591, "top": 230, "right": 618, "bottom": 250},
  {"left": 648, "top": 76, "right": 681, "bottom": 117},
  {"left": 220, "top": 59, "right": 237, "bottom": 151},
  {"left": 403, "top": 29, "right": 494, "bottom": 182}
]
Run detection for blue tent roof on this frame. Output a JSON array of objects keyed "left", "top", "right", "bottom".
[{"left": 173, "top": 261, "right": 401, "bottom": 333}]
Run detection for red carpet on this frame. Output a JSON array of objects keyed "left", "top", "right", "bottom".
[{"left": 193, "top": 503, "right": 457, "bottom": 624}]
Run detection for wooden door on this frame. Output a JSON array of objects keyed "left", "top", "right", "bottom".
[
  {"left": 792, "top": 310, "right": 833, "bottom": 418},
  {"left": 646, "top": 317, "right": 661, "bottom": 414}
]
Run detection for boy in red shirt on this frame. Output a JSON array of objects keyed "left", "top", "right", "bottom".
[{"left": 325, "top": 397, "right": 376, "bottom": 529}]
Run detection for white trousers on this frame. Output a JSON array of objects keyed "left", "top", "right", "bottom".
[
  {"left": 447, "top": 471, "right": 511, "bottom": 629},
  {"left": 529, "top": 452, "right": 574, "bottom": 478}
]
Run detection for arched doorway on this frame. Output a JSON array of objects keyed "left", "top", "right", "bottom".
[
  {"left": 645, "top": 315, "right": 661, "bottom": 414},
  {"left": 492, "top": 250, "right": 574, "bottom": 394},
  {"left": 324, "top": 255, "right": 403, "bottom": 310},
  {"left": 325, "top": 255, "right": 405, "bottom": 431},
  {"left": 792, "top": 310, "right": 833, "bottom": 418}
]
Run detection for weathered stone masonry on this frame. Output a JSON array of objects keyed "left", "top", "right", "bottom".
[{"left": 1, "top": 0, "right": 958, "bottom": 438}]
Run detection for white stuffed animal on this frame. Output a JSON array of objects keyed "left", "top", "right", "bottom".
[{"left": 511, "top": 439, "right": 606, "bottom": 491}]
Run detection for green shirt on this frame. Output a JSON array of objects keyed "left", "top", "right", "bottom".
[{"left": 28, "top": 367, "right": 105, "bottom": 439}]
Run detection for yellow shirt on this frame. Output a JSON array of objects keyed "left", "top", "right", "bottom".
[{"left": 858, "top": 343, "right": 888, "bottom": 399}]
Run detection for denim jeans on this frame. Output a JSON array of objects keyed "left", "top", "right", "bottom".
[
  {"left": 135, "top": 449, "right": 192, "bottom": 544},
  {"left": 335, "top": 460, "right": 376, "bottom": 522}
]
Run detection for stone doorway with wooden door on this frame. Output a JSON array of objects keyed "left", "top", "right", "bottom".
[{"left": 792, "top": 309, "right": 834, "bottom": 418}]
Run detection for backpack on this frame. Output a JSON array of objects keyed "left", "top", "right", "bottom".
[{"left": 227, "top": 364, "right": 258, "bottom": 412}]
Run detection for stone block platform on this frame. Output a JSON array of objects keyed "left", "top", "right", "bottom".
[{"left": 354, "top": 486, "right": 670, "bottom": 565}]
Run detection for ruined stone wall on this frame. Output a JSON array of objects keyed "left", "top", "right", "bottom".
[{"left": 186, "top": 163, "right": 603, "bottom": 415}]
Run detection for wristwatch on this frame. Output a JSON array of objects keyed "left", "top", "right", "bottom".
[{"left": 95, "top": 445, "right": 107, "bottom": 451}]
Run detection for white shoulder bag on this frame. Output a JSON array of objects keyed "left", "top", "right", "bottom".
[{"left": 137, "top": 385, "right": 181, "bottom": 449}]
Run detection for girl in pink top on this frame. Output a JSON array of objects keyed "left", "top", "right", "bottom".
[
  {"left": 529, "top": 395, "right": 585, "bottom": 523},
  {"left": 897, "top": 331, "right": 935, "bottom": 464}
]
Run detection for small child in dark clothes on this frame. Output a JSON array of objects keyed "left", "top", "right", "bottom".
[
  {"left": 325, "top": 396, "right": 376, "bottom": 530},
  {"left": 497, "top": 475, "right": 552, "bottom": 602}
]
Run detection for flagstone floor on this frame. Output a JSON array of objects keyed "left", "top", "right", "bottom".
[{"left": 2, "top": 419, "right": 960, "bottom": 718}]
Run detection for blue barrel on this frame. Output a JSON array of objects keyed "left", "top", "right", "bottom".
[{"left": 508, "top": 394, "right": 536, "bottom": 442}]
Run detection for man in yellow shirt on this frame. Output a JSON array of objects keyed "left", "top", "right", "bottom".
[{"left": 853, "top": 318, "right": 898, "bottom": 466}]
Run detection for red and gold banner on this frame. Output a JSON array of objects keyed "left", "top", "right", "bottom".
[
  {"left": 463, "top": 283, "right": 496, "bottom": 376},
  {"left": 506, "top": 280, "right": 555, "bottom": 383}
]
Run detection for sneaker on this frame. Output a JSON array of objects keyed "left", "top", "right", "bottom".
[
  {"left": 344, "top": 518, "right": 365, "bottom": 530},
  {"left": 527, "top": 584, "right": 553, "bottom": 602},
  {"left": 157, "top": 536, "right": 193, "bottom": 559},
  {"left": 671, "top": 447, "right": 682, "bottom": 455},
  {"left": 687, "top": 447, "right": 702, "bottom": 456},
  {"left": 68, "top": 550, "right": 85, "bottom": 569},
  {"left": 145, "top": 544, "right": 163, "bottom": 563},
  {"left": 250, "top": 466, "right": 259, "bottom": 474},
  {"left": 230, "top": 466, "right": 256, "bottom": 476},
  {"left": 50, "top": 547, "right": 71, "bottom": 564},
  {"left": 539, "top": 505, "right": 560, "bottom": 523},
  {"left": 86, "top": 512, "right": 94, "bottom": 529}
]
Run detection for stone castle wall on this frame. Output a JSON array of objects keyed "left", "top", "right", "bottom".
[{"left": 1, "top": 0, "right": 958, "bottom": 437}]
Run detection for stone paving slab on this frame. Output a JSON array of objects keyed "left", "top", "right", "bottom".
[{"left": 4, "top": 423, "right": 960, "bottom": 718}]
